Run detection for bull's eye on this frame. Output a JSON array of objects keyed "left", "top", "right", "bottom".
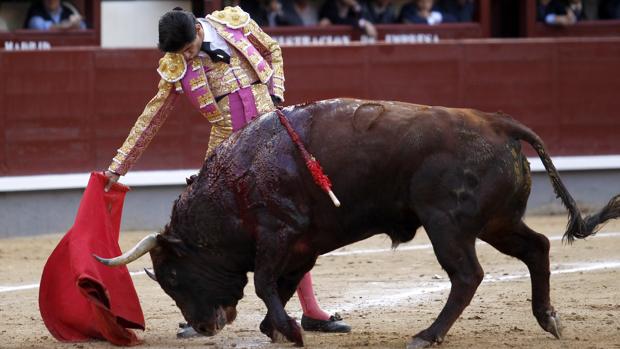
[{"left": 168, "top": 269, "right": 178, "bottom": 287}]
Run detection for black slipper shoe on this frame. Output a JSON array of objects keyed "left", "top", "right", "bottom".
[{"left": 301, "top": 313, "right": 351, "bottom": 333}]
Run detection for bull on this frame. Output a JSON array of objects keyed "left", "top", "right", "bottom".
[{"left": 95, "top": 98, "right": 620, "bottom": 348}]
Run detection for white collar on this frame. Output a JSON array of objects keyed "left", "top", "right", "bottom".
[{"left": 197, "top": 18, "right": 231, "bottom": 56}]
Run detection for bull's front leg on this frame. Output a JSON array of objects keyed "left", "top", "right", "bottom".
[
  {"left": 253, "top": 226, "right": 305, "bottom": 346},
  {"left": 257, "top": 271, "right": 308, "bottom": 344}
]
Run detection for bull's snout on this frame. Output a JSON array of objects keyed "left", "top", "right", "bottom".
[
  {"left": 192, "top": 306, "right": 232, "bottom": 336},
  {"left": 195, "top": 323, "right": 219, "bottom": 336}
]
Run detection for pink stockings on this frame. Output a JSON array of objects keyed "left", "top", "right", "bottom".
[{"left": 296, "top": 272, "right": 330, "bottom": 321}]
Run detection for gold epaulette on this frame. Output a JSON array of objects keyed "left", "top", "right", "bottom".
[
  {"left": 157, "top": 52, "right": 187, "bottom": 83},
  {"left": 207, "top": 6, "right": 250, "bottom": 29}
]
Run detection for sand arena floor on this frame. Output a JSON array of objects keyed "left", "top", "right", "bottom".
[{"left": 1, "top": 215, "right": 619, "bottom": 349}]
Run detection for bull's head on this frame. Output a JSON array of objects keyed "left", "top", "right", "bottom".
[{"left": 94, "top": 230, "right": 247, "bottom": 336}]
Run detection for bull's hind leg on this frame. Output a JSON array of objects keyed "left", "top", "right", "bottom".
[
  {"left": 479, "top": 221, "right": 562, "bottom": 339},
  {"left": 408, "top": 214, "right": 484, "bottom": 348}
]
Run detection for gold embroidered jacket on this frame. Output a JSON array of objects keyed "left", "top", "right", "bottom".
[{"left": 108, "top": 7, "right": 284, "bottom": 176}]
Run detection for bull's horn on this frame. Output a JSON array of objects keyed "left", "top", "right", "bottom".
[
  {"left": 93, "top": 233, "right": 158, "bottom": 266},
  {"left": 144, "top": 268, "right": 157, "bottom": 282}
]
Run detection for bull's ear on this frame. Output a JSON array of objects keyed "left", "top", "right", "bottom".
[{"left": 156, "top": 234, "right": 188, "bottom": 257}]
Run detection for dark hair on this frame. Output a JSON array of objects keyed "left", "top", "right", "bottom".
[{"left": 158, "top": 7, "right": 197, "bottom": 52}]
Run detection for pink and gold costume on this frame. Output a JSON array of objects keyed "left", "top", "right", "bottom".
[{"left": 108, "top": 7, "right": 285, "bottom": 175}]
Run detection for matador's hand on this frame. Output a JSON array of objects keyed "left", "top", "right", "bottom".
[{"left": 104, "top": 170, "right": 120, "bottom": 192}]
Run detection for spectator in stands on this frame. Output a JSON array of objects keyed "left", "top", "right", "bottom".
[
  {"left": 599, "top": 0, "right": 620, "bottom": 19},
  {"left": 319, "top": 0, "right": 378, "bottom": 37},
  {"left": 238, "top": 0, "right": 296, "bottom": 27},
  {"left": 434, "top": 0, "right": 474, "bottom": 22},
  {"left": 537, "top": 0, "right": 552, "bottom": 21},
  {"left": 361, "top": 0, "right": 398, "bottom": 24},
  {"left": 542, "top": 0, "right": 585, "bottom": 26},
  {"left": 277, "top": 0, "right": 320, "bottom": 26},
  {"left": 24, "top": 0, "right": 86, "bottom": 30},
  {"left": 399, "top": 0, "right": 444, "bottom": 25}
]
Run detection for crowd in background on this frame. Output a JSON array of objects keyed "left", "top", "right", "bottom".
[
  {"left": 228, "top": 0, "right": 475, "bottom": 37},
  {"left": 1, "top": 0, "right": 620, "bottom": 34},
  {"left": 230, "top": 0, "right": 475, "bottom": 26},
  {"left": 538, "top": 0, "right": 620, "bottom": 25},
  {"left": 223, "top": 0, "right": 620, "bottom": 38}
]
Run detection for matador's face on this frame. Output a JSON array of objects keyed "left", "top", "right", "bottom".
[{"left": 177, "top": 23, "right": 204, "bottom": 61}]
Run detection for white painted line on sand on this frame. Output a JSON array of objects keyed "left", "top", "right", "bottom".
[
  {"left": 0, "top": 283, "right": 40, "bottom": 293},
  {"left": 338, "top": 260, "right": 620, "bottom": 311},
  {"left": 1, "top": 232, "right": 619, "bottom": 294}
]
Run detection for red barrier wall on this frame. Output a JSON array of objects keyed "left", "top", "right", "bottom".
[{"left": 1, "top": 38, "right": 619, "bottom": 176}]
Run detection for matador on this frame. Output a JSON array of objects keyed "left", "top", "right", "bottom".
[{"left": 103, "top": 6, "right": 350, "bottom": 337}]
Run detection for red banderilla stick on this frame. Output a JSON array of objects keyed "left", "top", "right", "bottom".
[{"left": 275, "top": 108, "right": 340, "bottom": 207}]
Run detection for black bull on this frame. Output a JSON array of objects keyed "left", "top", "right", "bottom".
[{"left": 96, "top": 98, "right": 620, "bottom": 348}]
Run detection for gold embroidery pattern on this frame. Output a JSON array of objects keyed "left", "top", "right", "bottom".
[
  {"left": 206, "top": 107, "right": 233, "bottom": 157},
  {"left": 202, "top": 50, "right": 259, "bottom": 98},
  {"left": 252, "top": 83, "right": 276, "bottom": 115},
  {"left": 191, "top": 59, "right": 202, "bottom": 72},
  {"left": 204, "top": 83, "right": 275, "bottom": 157},
  {"left": 203, "top": 107, "right": 223, "bottom": 123},
  {"left": 157, "top": 53, "right": 187, "bottom": 83},
  {"left": 243, "top": 20, "right": 285, "bottom": 100},
  {"left": 207, "top": 18, "right": 276, "bottom": 86},
  {"left": 174, "top": 81, "right": 183, "bottom": 93},
  {"left": 190, "top": 74, "right": 207, "bottom": 91},
  {"left": 109, "top": 79, "right": 178, "bottom": 175},
  {"left": 207, "top": 6, "right": 250, "bottom": 29},
  {"left": 198, "top": 94, "right": 213, "bottom": 108}
]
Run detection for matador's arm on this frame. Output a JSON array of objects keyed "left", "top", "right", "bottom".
[
  {"left": 107, "top": 79, "right": 179, "bottom": 175},
  {"left": 107, "top": 53, "right": 186, "bottom": 175},
  {"left": 244, "top": 18, "right": 285, "bottom": 101}
]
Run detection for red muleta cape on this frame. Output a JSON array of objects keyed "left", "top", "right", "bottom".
[{"left": 39, "top": 172, "right": 145, "bottom": 346}]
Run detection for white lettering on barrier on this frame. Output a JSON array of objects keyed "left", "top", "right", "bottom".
[
  {"left": 271, "top": 34, "right": 439, "bottom": 46},
  {"left": 273, "top": 35, "right": 351, "bottom": 46},
  {"left": 384, "top": 33, "right": 440, "bottom": 44},
  {"left": 3, "top": 40, "right": 52, "bottom": 51}
]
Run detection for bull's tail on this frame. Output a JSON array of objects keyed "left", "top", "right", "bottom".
[{"left": 493, "top": 114, "right": 620, "bottom": 243}]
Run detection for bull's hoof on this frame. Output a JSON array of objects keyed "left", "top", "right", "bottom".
[
  {"left": 259, "top": 318, "right": 273, "bottom": 338},
  {"left": 541, "top": 310, "right": 562, "bottom": 339},
  {"left": 287, "top": 317, "right": 305, "bottom": 346},
  {"left": 271, "top": 329, "right": 288, "bottom": 343},
  {"left": 259, "top": 317, "right": 304, "bottom": 346},
  {"left": 406, "top": 336, "right": 433, "bottom": 349},
  {"left": 269, "top": 328, "right": 305, "bottom": 347}
]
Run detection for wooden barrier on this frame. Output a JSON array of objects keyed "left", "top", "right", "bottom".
[{"left": 0, "top": 38, "right": 619, "bottom": 176}]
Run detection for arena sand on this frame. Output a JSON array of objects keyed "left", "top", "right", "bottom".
[{"left": 1, "top": 215, "right": 619, "bottom": 349}]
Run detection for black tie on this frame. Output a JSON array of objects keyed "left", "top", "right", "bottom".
[{"left": 200, "top": 42, "right": 230, "bottom": 64}]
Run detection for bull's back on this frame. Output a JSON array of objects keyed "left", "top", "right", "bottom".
[
  {"left": 205, "top": 98, "right": 532, "bottom": 250},
  {"left": 302, "top": 98, "right": 519, "bottom": 183},
  {"left": 301, "top": 99, "right": 532, "bottom": 231}
]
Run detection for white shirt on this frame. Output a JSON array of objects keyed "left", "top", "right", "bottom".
[
  {"left": 197, "top": 18, "right": 231, "bottom": 56},
  {"left": 427, "top": 11, "right": 443, "bottom": 25}
]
